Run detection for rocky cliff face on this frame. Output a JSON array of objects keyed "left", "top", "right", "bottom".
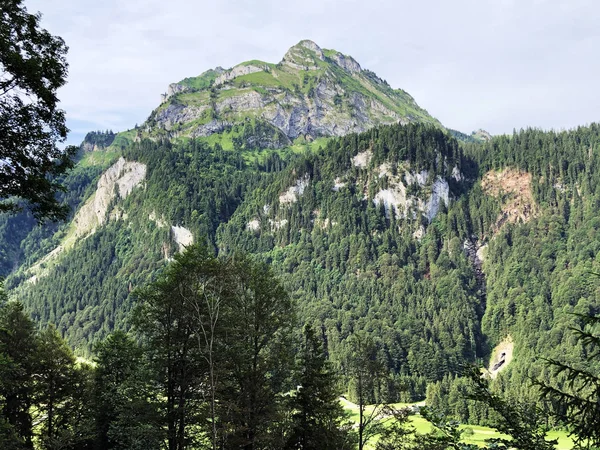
[{"left": 147, "top": 40, "right": 440, "bottom": 144}]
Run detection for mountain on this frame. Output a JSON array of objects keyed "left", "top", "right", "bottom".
[
  {"left": 2, "top": 40, "right": 600, "bottom": 419},
  {"left": 122, "top": 40, "right": 440, "bottom": 150}
]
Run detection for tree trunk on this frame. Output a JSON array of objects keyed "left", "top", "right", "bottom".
[
  {"left": 167, "top": 366, "right": 176, "bottom": 450},
  {"left": 358, "top": 372, "right": 364, "bottom": 450}
]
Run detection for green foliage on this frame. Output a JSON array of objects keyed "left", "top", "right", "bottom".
[
  {"left": 132, "top": 245, "right": 296, "bottom": 449},
  {"left": 0, "top": 0, "right": 76, "bottom": 221},
  {"left": 346, "top": 332, "right": 388, "bottom": 450},
  {"left": 463, "top": 367, "right": 556, "bottom": 450},
  {"left": 375, "top": 405, "right": 415, "bottom": 450},
  {"left": 94, "top": 331, "right": 162, "bottom": 450},
  {"left": 0, "top": 301, "right": 37, "bottom": 448},
  {"left": 536, "top": 312, "right": 600, "bottom": 449},
  {"left": 216, "top": 253, "right": 295, "bottom": 449},
  {"left": 286, "top": 324, "right": 354, "bottom": 450},
  {"left": 176, "top": 68, "right": 222, "bottom": 91},
  {"left": 415, "top": 407, "right": 479, "bottom": 450},
  {"left": 6, "top": 118, "right": 600, "bottom": 444},
  {"left": 81, "top": 130, "right": 115, "bottom": 150},
  {"left": 36, "top": 325, "right": 77, "bottom": 447}
]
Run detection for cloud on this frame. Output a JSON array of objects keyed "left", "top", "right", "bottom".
[{"left": 26, "top": 0, "right": 600, "bottom": 145}]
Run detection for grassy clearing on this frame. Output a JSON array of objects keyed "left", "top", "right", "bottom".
[
  {"left": 77, "top": 149, "right": 120, "bottom": 169},
  {"left": 107, "top": 129, "right": 136, "bottom": 151},
  {"left": 341, "top": 398, "right": 573, "bottom": 449},
  {"left": 234, "top": 71, "right": 283, "bottom": 88},
  {"left": 178, "top": 68, "right": 221, "bottom": 90}
]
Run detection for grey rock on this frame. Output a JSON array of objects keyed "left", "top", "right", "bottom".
[
  {"left": 215, "top": 90, "right": 266, "bottom": 114},
  {"left": 214, "top": 64, "right": 266, "bottom": 86},
  {"left": 330, "top": 52, "right": 362, "bottom": 74},
  {"left": 155, "top": 103, "right": 210, "bottom": 130},
  {"left": 190, "top": 120, "right": 231, "bottom": 137},
  {"left": 148, "top": 40, "right": 439, "bottom": 146},
  {"left": 281, "top": 40, "right": 324, "bottom": 70}
]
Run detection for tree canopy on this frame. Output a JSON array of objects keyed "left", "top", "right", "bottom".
[{"left": 0, "top": 0, "right": 76, "bottom": 221}]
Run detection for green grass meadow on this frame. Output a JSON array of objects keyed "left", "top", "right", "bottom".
[{"left": 340, "top": 398, "right": 574, "bottom": 449}]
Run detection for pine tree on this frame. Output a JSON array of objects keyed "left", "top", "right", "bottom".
[
  {"left": 286, "top": 324, "right": 353, "bottom": 450},
  {"left": 536, "top": 313, "right": 600, "bottom": 449}
]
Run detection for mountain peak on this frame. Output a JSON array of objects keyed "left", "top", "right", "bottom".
[
  {"left": 150, "top": 41, "right": 440, "bottom": 145},
  {"left": 281, "top": 39, "right": 325, "bottom": 69},
  {"left": 295, "top": 39, "right": 323, "bottom": 53}
]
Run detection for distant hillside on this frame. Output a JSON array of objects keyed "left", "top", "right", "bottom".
[{"left": 2, "top": 40, "right": 600, "bottom": 423}]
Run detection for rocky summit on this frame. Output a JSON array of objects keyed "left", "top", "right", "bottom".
[{"left": 141, "top": 40, "right": 439, "bottom": 147}]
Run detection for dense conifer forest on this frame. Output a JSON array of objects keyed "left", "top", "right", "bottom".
[
  {"left": 2, "top": 122, "right": 600, "bottom": 448},
  {"left": 3, "top": 0, "right": 600, "bottom": 447}
]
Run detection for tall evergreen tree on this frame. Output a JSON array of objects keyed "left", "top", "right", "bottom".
[
  {"left": 536, "top": 313, "right": 600, "bottom": 449},
  {"left": 36, "top": 325, "right": 77, "bottom": 448},
  {"left": 0, "top": 301, "right": 37, "bottom": 449},
  {"left": 94, "top": 331, "right": 162, "bottom": 450},
  {"left": 286, "top": 324, "right": 353, "bottom": 450}
]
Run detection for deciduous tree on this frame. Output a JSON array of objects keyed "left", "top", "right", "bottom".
[{"left": 0, "top": 0, "right": 76, "bottom": 220}]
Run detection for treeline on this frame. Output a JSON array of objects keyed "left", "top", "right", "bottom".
[
  {"left": 0, "top": 247, "right": 369, "bottom": 450},
  {"left": 2, "top": 247, "right": 600, "bottom": 450},
  {"left": 5, "top": 122, "right": 600, "bottom": 425}
]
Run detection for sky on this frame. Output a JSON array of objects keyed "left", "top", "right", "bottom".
[{"left": 26, "top": 0, "right": 600, "bottom": 146}]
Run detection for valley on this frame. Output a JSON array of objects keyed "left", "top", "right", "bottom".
[{"left": 1, "top": 34, "right": 599, "bottom": 449}]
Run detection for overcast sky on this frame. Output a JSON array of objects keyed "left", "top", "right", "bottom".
[{"left": 26, "top": 0, "right": 600, "bottom": 146}]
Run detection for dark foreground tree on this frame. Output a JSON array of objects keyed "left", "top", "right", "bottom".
[
  {"left": 0, "top": 286, "right": 96, "bottom": 450},
  {"left": 536, "top": 313, "right": 600, "bottom": 449},
  {"left": 0, "top": 301, "right": 37, "bottom": 448},
  {"left": 217, "top": 254, "right": 295, "bottom": 450},
  {"left": 0, "top": 0, "right": 76, "bottom": 221},
  {"left": 286, "top": 324, "right": 353, "bottom": 450},
  {"left": 132, "top": 249, "right": 206, "bottom": 450},
  {"left": 36, "top": 325, "right": 77, "bottom": 447},
  {"left": 346, "top": 332, "right": 387, "bottom": 450},
  {"left": 133, "top": 246, "right": 296, "bottom": 450},
  {"left": 94, "top": 331, "right": 162, "bottom": 450}
]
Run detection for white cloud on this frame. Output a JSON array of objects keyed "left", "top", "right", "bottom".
[{"left": 25, "top": 0, "right": 600, "bottom": 145}]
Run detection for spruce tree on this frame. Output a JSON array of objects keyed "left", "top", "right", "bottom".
[
  {"left": 36, "top": 325, "right": 77, "bottom": 447},
  {"left": 286, "top": 324, "right": 353, "bottom": 450}
]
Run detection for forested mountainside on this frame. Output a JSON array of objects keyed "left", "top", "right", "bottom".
[{"left": 2, "top": 40, "right": 600, "bottom": 423}]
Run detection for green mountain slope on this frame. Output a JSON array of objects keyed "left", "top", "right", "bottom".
[
  {"left": 137, "top": 40, "right": 441, "bottom": 148},
  {"left": 2, "top": 41, "right": 600, "bottom": 415}
]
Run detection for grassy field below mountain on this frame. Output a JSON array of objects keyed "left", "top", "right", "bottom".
[{"left": 341, "top": 399, "right": 574, "bottom": 449}]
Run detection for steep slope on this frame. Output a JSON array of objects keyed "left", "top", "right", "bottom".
[
  {"left": 141, "top": 40, "right": 440, "bottom": 147},
  {"left": 427, "top": 125, "right": 600, "bottom": 423},
  {"left": 4, "top": 39, "right": 600, "bottom": 414},
  {"left": 6, "top": 124, "right": 479, "bottom": 384}
]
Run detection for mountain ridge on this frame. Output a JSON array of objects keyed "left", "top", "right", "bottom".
[
  {"left": 4, "top": 41, "right": 599, "bottom": 427},
  {"left": 133, "top": 39, "right": 441, "bottom": 148}
]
